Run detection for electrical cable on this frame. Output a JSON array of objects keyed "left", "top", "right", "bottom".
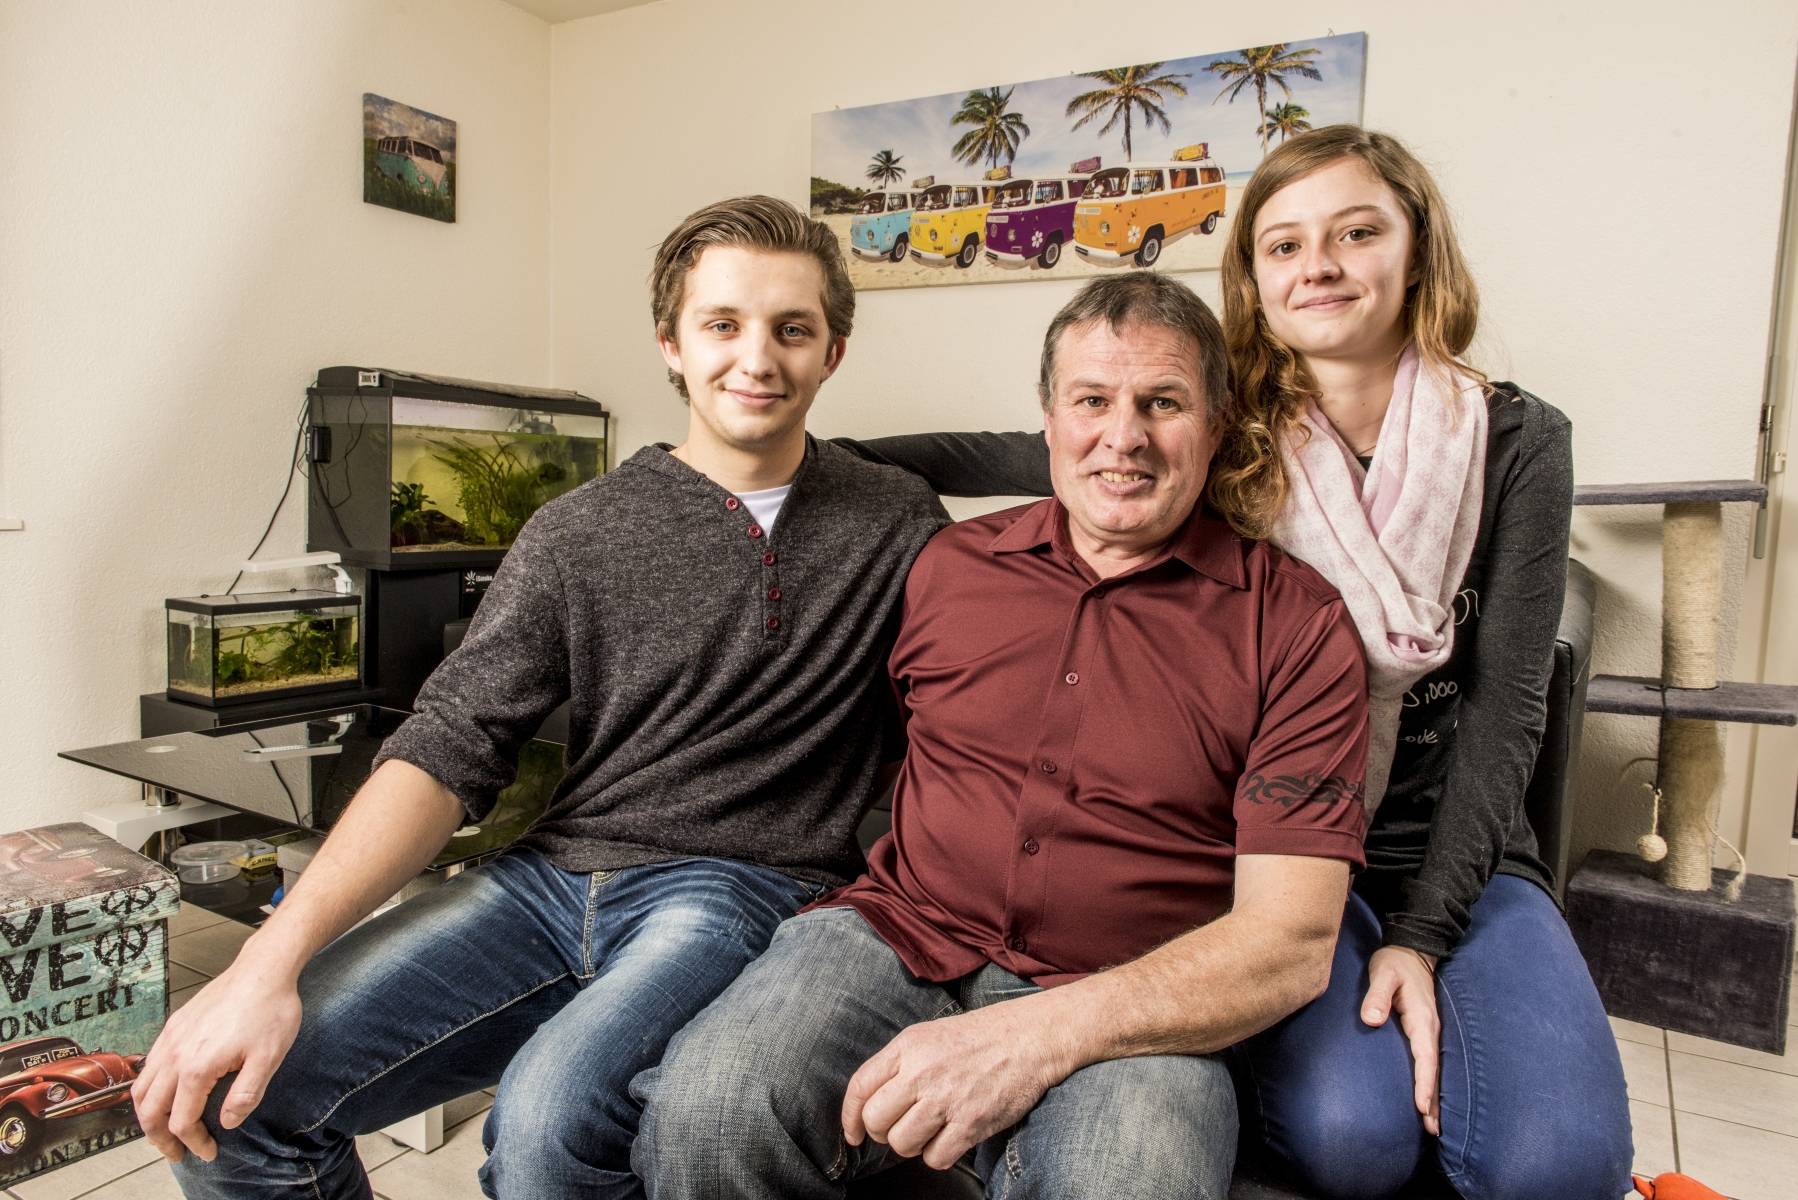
[
  {"left": 315, "top": 388, "right": 369, "bottom": 512},
  {"left": 226, "top": 401, "right": 309, "bottom": 595},
  {"left": 247, "top": 728, "right": 306, "bottom": 823},
  {"left": 309, "top": 389, "right": 370, "bottom": 549}
]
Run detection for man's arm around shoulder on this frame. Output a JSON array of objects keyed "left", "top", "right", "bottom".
[
  {"left": 842, "top": 852, "right": 1349, "bottom": 1168},
  {"left": 130, "top": 760, "right": 466, "bottom": 1163}
]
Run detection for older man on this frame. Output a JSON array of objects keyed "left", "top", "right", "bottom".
[{"left": 631, "top": 273, "right": 1370, "bottom": 1199}]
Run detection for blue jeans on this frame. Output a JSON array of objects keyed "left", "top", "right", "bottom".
[
  {"left": 170, "top": 850, "right": 819, "bottom": 1200},
  {"left": 1230, "top": 874, "right": 1633, "bottom": 1200},
  {"left": 633, "top": 906, "right": 1238, "bottom": 1199}
]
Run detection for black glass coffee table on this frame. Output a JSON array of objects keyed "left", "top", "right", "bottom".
[{"left": 61, "top": 704, "right": 562, "bottom": 922}]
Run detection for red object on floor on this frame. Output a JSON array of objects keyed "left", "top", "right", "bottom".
[{"left": 1633, "top": 1173, "right": 1729, "bottom": 1200}]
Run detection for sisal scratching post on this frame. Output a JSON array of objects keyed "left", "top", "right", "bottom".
[
  {"left": 1661, "top": 502, "right": 1721, "bottom": 688},
  {"left": 1656, "top": 718, "right": 1724, "bottom": 890},
  {"left": 1654, "top": 501, "right": 1723, "bottom": 890}
]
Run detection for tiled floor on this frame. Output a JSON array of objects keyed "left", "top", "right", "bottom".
[{"left": 6, "top": 903, "right": 1794, "bottom": 1199}]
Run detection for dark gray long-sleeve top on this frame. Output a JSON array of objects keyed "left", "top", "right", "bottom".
[
  {"left": 835, "top": 384, "right": 1571, "bottom": 960},
  {"left": 374, "top": 437, "right": 949, "bottom": 887}
]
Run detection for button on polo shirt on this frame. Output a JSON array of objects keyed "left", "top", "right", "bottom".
[{"left": 817, "top": 498, "right": 1369, "bottom": 988}]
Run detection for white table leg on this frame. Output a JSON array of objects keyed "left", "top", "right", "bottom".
[
  {"left": 82, "top": 795, "right": 235, "bottom": 849},
  {"left": 383, "top": 1104, "right": 445, "bottom": 1153}
]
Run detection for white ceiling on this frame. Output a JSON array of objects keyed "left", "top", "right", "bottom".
[{"left": 502, "top": 0, "right": 657, "bottom": 23}]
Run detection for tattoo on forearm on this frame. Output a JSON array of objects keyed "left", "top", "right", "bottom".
[{"left": 1236, "top": 773, "right": 1365, "bottom": 808}]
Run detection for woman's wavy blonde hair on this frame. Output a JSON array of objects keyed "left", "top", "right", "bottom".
[{"left": 1212, "top": 125, "right": 1484, "bottom": 538}]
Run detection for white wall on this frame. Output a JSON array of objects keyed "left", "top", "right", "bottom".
[
  {"left": 549, "top": 1, "right": 1798, "bottom": 866},
  {"left": 0, "top": 0, "right": 553, "bottom": 829}
]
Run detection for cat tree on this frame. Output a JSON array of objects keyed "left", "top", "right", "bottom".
[{"left": 1565, "top": 480, "right": 1797, "bottom": 1053}]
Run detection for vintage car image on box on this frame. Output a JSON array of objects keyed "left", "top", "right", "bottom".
[
  {"left": 0, "top": 1035, "right": 145, "bottom": 1160},
  {"left": 0, "top": 825, "right": 177, "bottom": 1184}
]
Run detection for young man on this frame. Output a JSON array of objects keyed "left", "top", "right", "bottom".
[
  {"left": 135, "top": 196, "right": 948, "bottom": 1200},
  {"left": 633, "top": 273, "right": 1370, "bottom": 1199}
]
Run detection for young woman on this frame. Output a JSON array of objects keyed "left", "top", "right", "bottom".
[
  {"left": 1206, "top": 124, "right": 1631, "bottom": 1200},
  {"left": 842, "top": 126, "right": 1633, "bottom": 1200}
]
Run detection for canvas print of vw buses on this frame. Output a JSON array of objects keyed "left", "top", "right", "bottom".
[
  {"left": 1074, "top": 145, "right": 1226, "bottom": 267},
  {"left": 849, "top": 189, "right": 921, "bottom": 262},
  {"left": 811, "top": 32, "right": 1365, "bottom": 291},
  {"left": 364, "top": 93, "right": 456, "bottom": 224},
  {"left": 986, "top": 168, "right": 1093, "bottom": 269},
  {"left": 910, "top": 179, "right": 1000, "bottom": 268}
]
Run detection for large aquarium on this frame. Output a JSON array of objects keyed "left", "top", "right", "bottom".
[
  {"left": 166, "top": 591, "right": 362, "bottom": 708},
  {"left": 307, "top": 368, "right": 609, "bottom": 570}
]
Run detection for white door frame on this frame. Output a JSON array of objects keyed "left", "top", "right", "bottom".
[{"left": 1733, "top": 58, "right": 1798, "bottom": 878}]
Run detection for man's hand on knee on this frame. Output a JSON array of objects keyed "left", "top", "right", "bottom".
[
  {"left": 842, "top": 1000, "right": 1070, "bottom": 1170},
  {"left": 131, "top": 960, "right": 303, "bottom": 1163},
  {"left": 838, "top": 855, "right": 1349, "bottom": 1173}
]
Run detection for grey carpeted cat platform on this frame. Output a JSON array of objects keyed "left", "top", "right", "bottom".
[{"left": 1567, "top": 849, "right": 1795, "bottom": 1053}]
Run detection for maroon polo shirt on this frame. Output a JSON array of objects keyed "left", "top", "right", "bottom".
[{"left": 818, "top": 497, "right": 1369, "bottom": 988}]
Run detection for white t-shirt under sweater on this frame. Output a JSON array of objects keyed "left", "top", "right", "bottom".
[{"left": 733, "top": 485, "right": 791, "bottom": 535}]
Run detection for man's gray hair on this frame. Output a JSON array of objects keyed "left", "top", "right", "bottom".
[{"left": 1036, "top": 273, "right": 1231, "bottom": 423}]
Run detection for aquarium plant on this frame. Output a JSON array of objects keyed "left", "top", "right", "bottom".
[
  {"left": 429, "top": 435, "right": 568, "bottom": 547},
  {"left": 391, "top": 481, "right": 428, "bottom": 530},
  {"left": 211, "top": 617, "right": 358, "bottom": 689},
  {"left": 390, "top": 481, "right": 466, "bottom": 547}
]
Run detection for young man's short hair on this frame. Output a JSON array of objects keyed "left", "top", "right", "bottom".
[{"left": 650, "top": 195, "right": 856, "bottom": 400}]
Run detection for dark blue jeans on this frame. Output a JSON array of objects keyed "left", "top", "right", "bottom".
[
  {"left": 634, "top": 906, "right": 1239, "bottom": 1199},
  {"left": 1230, "top": 874, "right": 1633, "bottom": 1200},
  {"left": 169, "top": 849, "right": 819, "bottom": 1200}
]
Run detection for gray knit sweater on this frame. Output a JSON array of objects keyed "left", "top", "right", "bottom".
[{"left": 374, "top": 437, "right": 949, "bottom": 886}]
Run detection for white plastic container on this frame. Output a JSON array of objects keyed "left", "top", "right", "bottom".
[{"left": 169, "top": 840, "right": 247, "bottom": 884}]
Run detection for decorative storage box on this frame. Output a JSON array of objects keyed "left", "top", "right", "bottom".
[
  {"left": 306, "top": 368, "right": 609, "bottom": 571},
  {"left": 166, "top": 590, "right": 361, "bottom": 709},
  {"left": 0, "top": 824, "right": 177, "bottom": 1185}
]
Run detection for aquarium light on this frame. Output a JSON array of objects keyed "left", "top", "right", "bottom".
[{"left": 243, "top": 552, "right": 353, "bottom": 594}]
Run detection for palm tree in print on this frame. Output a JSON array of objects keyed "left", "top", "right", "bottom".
[
  {"left": 951, "top": 87, "right": 1030, "bottom": 171},
  {"left": 1206, "top": 44, "right": 1323, "bottom": 156},
  {"left": 1065, "top": 63, "right": 1190, "bottom": 162},
  {"left": 866, "top": 149, "right": 905, "bottom": 188},
  {"left": 1258, "top": 102, "right": 1313, "bottom": 146}
]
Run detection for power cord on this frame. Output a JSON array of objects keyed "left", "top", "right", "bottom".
[{"left": 226, "top": 401, "right": 310, "bottom": 595}]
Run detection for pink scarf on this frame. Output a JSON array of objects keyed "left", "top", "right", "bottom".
[{"left": 1270, "top": 346, "right": 1487, "bottom": 813}]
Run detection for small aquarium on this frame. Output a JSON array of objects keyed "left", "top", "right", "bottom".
[
  {"left": 166, "top": 591, "right": 362, "bottom": 708},
  {"left": 307, "top": 368, "right": 609, "bottom": 570}
]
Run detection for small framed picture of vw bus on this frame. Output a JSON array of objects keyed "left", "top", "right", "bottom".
[{"left": 363, "top": 93, "right": 456, "bottom": 223}]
